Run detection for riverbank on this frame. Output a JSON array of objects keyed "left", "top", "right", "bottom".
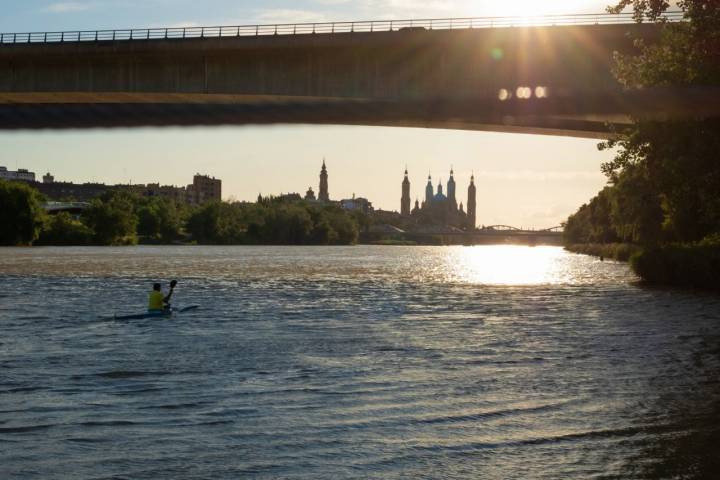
[
  {"left": 631, "top": 244, "right": 720, "bottom": 290},
  {"left": 566, "top": 242, "right": 720, "bottom": 290},
  {"left": 564, "top": 243, "right": 640, "bottom": 262}
]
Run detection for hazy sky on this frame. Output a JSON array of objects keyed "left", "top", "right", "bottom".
[{"left": 0, "top": 0, "right": 623, "bottom": 228}]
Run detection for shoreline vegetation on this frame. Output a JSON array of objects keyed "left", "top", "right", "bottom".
[
  {"left": 0, "top": 179, "right": 366, "bottom": 247},
  {"left": 565, "top": 242, "right": 720, "bottom": 290},
  {"left": 1, "top": 179, "right": 560, "bottom": 249},
  {"left": 564, "top": 243, "right": 640, "bottom": 262},
  {"left": 562, "top": 1, "right": 720, "bottom": 291}
]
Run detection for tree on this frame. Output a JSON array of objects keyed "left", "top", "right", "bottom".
[
  {"left": 609, "top": 164, "right": 664, "bottom": 243},
  {"left": 597, "top": 1, "right": 720, "bottom": 242},
  {"left": 83, "top": 192, "right": 138, "bottom": 245},
  {"left": 37, "top": 212, "right": 94, "bottom": 246},
  {"left": 0, "top": 179, "right": 45, "bottom": 246},
  {"left": 563, "top": 188, "right": 619, "bottom": 244},
  {"left": 137, "top": 197, "right": 183, "bottom": 243},
  {"left": 186, "top": 201, "right": 247, "bottom": 244}
]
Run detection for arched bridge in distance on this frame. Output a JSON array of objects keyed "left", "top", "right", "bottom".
[
  {"left": 1, "top": 11, "right": 717, "bottom": 136},
  {"left": 400, "top": 225, "right": 564, "bottom": 246},
  {"left": 480, "top": 225, "right": 563, "bottom": 233}
]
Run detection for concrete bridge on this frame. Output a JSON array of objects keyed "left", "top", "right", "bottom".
[{"left": 2, "top": 11, "right": 713, "bottom": 136}]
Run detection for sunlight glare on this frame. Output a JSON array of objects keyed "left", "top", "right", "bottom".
[{"left": 449, "top": 245, "right": 568, "bottom": 285}]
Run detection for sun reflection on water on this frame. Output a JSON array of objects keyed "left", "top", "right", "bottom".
[{"left": 447, "top": 245, "right": 569, "bottom": 285}]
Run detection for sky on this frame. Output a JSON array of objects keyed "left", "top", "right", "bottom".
[{"left": 0, "top": 0, "right": 623, "bottom": 229}]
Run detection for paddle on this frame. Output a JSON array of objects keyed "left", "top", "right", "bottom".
[{"left": 164, "top": 279, "right": 178, "bottom": 307}]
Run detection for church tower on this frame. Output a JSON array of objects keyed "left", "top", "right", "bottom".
[
  {"left": 319, "top": 159, "right": 329, "bottom": 202},
  {"left": 447, "top": 167, "right": 457, "bottom": 211},
  {"left": 425, "top": 174, "right": 434, "bottom": 206},
  {"left": 401, "top": 169, "right": 411, "bottom": 216},
  {"left": 467, "top": 173, "right": 477, "bottom": 229}
]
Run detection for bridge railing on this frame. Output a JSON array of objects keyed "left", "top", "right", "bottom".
[
  {"left": 480, "top": 225, "right": 564, "bottom": 233},
  {"left": 0, "top": 11, "right": 684, "bottom": 45}
]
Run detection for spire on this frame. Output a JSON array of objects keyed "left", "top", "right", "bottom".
[
  {"left": 319, "top": 158, "right": 329, "bottom": 202},
  {"left": 401, "top": 167, "right": 411, "bottom": 215}
]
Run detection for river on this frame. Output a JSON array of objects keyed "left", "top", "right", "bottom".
[{"left": 1, "top": 245, "right": 719, "bottom": 479}]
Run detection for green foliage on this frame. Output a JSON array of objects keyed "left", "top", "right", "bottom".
[
  {"left": 0, "top": 179, "right": 45, "bottom": 246},
  {"left": 594, "top": 1, "right": 720, "bottom": 244},
  {"left": 567, "top": 1, "right": 720, "bottom": 288},
  {"left": 83, "top": 192, "right": 139, "bottom": 245},
  {"left": 1, "top": 181, "right": 361, "bottom": 247},
  {"left": 37, "top": 212, "right": 93, "bottom": 246},
  {"left": 608, "top": 164, "right": 664, "bottom": 243},
  {"left": 565, "top": 243, "right": 641, "bottom": 262},
  {"left": 187, "top": 201, "right": 360, "bottom": 245},
  {"left": 631, "top": 244, "right": 720, "bottom": 289},
  {"left": 187, "top": 201, "right": 248, "bottom": 244},
  {"left": 563, "top": 187, "right": 619, "bottom": 244},
  {"left": 137, "top": 197, "right": 183, "bottom": 243}
]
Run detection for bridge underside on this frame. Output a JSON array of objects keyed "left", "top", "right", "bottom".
[
  {"left": 1, "top": 89, "right": 715, "bottom": 137},
  {"left": 1, "top": 24, "right": 718, "bottom": 135}
]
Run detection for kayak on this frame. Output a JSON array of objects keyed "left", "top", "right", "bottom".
[{"left": 113, "top": 305, "right": 199, "bottom": 321}]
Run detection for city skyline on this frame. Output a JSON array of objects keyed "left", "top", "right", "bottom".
[{"left": 1, "top": 126, "right": 610, "bottom": 228}]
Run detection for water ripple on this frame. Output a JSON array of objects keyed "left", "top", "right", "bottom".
[{"left": 1, "top": 246, "right": 719, "bottom": 479}]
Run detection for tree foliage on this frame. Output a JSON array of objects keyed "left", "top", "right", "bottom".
[
  {"left": 137, "top": 197, "right": 184, "bottom": 243},
  {"left": 37, "top": 212, "right": 94, "bottom": 246},
  {"left": 2, "top": 183, "right": 363, "bottom": 247},
  {"left": 187, "top": 201, "right": 360, "bottom": 245},
  {"left": 568, "top": 1, "right": 720, "bottom": 246},
  {"left": 0, "top": 179, "right": 45, "bottom": 246},
  {"left": 83, "top": 192, "right": 139, "bottom": 245}
]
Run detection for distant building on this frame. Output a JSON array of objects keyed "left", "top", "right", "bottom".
[
  {"left": 188, "top": 174, "right": 222, "bottom": 205},
  {"left": 0, "top": 166, "right": 36, "bottom": 182},
  {"left": 276, "top": 193, "right": 302, "bottom": 203},
  {"left": 467, "top": 174, "right": 477, "bottom": 229},
  {"left": 318, "top": 159, "right": 329, "bottom": 202},
  {"left": 142, "top": 183, "right": 187, "bottom": 203},
  {"left": 402, "top": 168, "right": 477, "bottom": 230},
  {"left": 28, "top": 170, "right": 222, "bottom": 205},
  {"left": 305, "top": 187, "right": 316, "bottom": 201},
  {"left": 340, "top": 195, "right": 373, "bottom": 214},
  {"left": 36, "top": 181, "right": 110, "bottom": 201},
  {"left": 401, "top": 169, "right": 411, "bottom": 216}
]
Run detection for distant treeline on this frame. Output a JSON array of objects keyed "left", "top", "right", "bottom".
[
  {"left": 564, "top": 1, "right": 720, "bottom": 289},
  {"left": 0, "top": 179, "right": 367, "bottom": 246}
]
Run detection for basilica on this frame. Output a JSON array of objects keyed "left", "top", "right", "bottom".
[{"left": 401, "top": 169, "right": 476, "bottom": 230}]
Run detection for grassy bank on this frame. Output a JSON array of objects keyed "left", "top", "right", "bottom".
[{"left": 564, "top": 243, "right": 641, "bottom": 262}]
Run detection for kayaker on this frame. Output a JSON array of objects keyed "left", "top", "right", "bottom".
[{"left": 148, "top": 280, "right": 177, "bottom": 313}]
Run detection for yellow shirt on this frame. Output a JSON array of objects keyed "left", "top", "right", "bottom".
[{"left": 148, "top": 290, "right": 164, "bottom": 311}]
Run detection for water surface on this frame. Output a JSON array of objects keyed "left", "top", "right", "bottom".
[{"left": 1, "top": 246, "right": 719, "bottom": 479}]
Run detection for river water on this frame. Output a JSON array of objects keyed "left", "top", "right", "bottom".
[{"left": 1, "top": 245, "right": 719, "bottom": 479}]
